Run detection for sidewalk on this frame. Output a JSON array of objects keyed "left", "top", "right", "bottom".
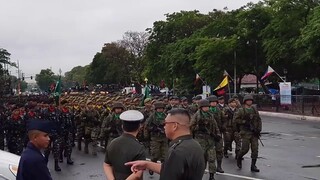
[{"left": 259, "top": 111, "right": 320, "bottom": 121}]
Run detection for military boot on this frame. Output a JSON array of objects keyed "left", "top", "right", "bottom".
[
  {"left": 84, "top": 143, "right": 89, "bottom": 154},
  {"left": 54, "top": 160, "right": 61, "bottom": 171},
  {"left": 67, "top": 156, "right": 74, "bottom": 165},
  {"left": 59, "top": 152, "right": 63, "bottom": 163},
  {"left": 224, "top": 149, "right": 229, "bottom": 158},
  {"left": 216, "top": 160, "right": 224, "bottom": 173},
  {"left": 237, "top": 156, "right": 242, "bottom": 169},
  {"left": 251, "top": 159, "right": 260, "bottom": 172},
  {"left": 235, "top": 150, "right": 239, "bottom": 160},
  {"left": 77, "top": 140, "right": 82, "bottom": 151},
  {"left": 209, "top": 173, "right": 215, "bottom": 180}
]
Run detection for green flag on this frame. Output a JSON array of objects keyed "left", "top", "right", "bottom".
[
  {"left": 54, "top": 77, "right": 62, "bottom": 105},
  {"left": 140, "top": 85, "right": 150, "bottom": 106}
]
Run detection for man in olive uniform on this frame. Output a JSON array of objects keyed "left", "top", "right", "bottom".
[
  {"left": 126, "top": 108, "right": 206, "bottom": 179},
  {"left": 103, "top": 110, "right": 146, "bottom": 180},
  {"left": 144, "top": 101, "right": 167, "bottom": 175},
  {"left": 217, "top": 96, "right": 226, "bottom": 110},
  {"left": 222, "top": 98, "right": 240, "bottom": 159},
  {"left": 207, "top": 95, "right": 225, "bottom": 173},
  {"left": 234, "top": 95, "right": 262, "bottom": 172},
  {"left": 190, "top": 95, "right": 202, "bottom": 114},
  {"left": 191, "top": 99, "right": 220, "bottom": 180},
  {"left": 137, "top": 98, "right": 152, "bottom": 150},
  {"left": 165, "top": 96, "right": 179, "bottom": 112},
  {"left": 99, "top": 102, "right": 125, "bottom": 148}
]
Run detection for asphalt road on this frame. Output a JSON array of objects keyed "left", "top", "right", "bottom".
[{"left": 49, "top": 115, "right": 320, "bottom": 180}]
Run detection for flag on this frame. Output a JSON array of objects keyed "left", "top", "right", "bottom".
[
  {"left": 194, "top": 73, "right": 201, "bottom": 84},
  {"left": 54, "top": 77, "right": 62, "bottom": 105},
  {"left": 140, "top": 85, "right": 151, "bottom": 106},
  {"left": 261, "top": 66, "right": 275, "bottom": 80},
  {"left": 214, "top": 76, "right": 229, "bottom": 91}
]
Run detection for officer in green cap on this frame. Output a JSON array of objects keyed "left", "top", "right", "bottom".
[
  {"left": 103, "top": 110, "right": 146, "bottom": 180},
  {"left": 234, "top": 95, "right": 262, "bottom": 172}
]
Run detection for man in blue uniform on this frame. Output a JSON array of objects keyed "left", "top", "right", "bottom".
[{"left": 17, "top": 120, "right": 52, "bottom": 180}]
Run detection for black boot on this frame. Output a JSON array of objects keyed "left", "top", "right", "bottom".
[
  {"left": 251, "top": 159, "right": 260, "bottom": 172},
  {"left": 237, "top": 156, "right": 242, "bottom": 169},
  {"left": 77, "top": 140, "right": 82, "bottom": 151},
  {"left": 67, "top": 156, "right": 74, "bottom": 165},
  {"left": 149, "top": 170, "right": 154, "bottom": 175},
  {"left": 209, "top": 173, "right": 215, "bottom": 180},
  {"left": 84, "top": 143, "right": 89, "bottom": 154},
  {"left": 224, "top": 149, "right": 229, "bottom": 158},
  {"left": 59, "top": 152, "right": 63, "bottom": 163},
  {"left": 216, "top": 160, "right": 224, "bottom": 173},
  {"left": 54, "top": 160, "right": 61, "bottom": 171}
]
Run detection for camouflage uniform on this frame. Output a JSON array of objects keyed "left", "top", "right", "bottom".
[
  {"left": 44, "top": 105, "right": 63, "bottom": 171},
  {"left": 82, "top": 107, "right": 100, "bottom": 155},
  {"left": 75, "top": 107, "right": 85, "bottom": 151},
  {"left": 145, "top": 102, "right": 167, "bottom": 164},
  {"left": 0, "top": 108, "right": 6, "bottom": 150},
  {"left": 59, "top": 105, "right": 74, "bottom": 164},
  {"left": 234, "top": 95, "right": 262, "bottom": 172},
  {"left": 99, "top": 102, "right": 125, "bottom": 148},
  {"left": 207, "top": 95, "right": 225, "bottom": 173},
  {"left": 222, "top": 98, "right": 241, "bottom": 159},
  {"left": 191, "top": 99, "right": 220, "bottom": 180},
  {"left": 6, "top": 109, "right": 26, "bottom": 155}
]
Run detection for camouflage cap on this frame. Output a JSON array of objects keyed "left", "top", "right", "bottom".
[
  {"left": 153, "top": 101, "right": 165, "bottom": 109},
  {"left": 198, "top": 99, "right": 210, "bottom": 108}
]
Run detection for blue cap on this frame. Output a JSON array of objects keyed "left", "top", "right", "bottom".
[{"left": 28, "top": 119, "right": 52, "bottom": 133}]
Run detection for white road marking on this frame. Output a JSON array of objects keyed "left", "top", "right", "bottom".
[
  {"left": 279, "top": 133, "right": 319, "bottom": 139},
  {"left": 204, "top": 169, "right": 264, "bottom": 180}
]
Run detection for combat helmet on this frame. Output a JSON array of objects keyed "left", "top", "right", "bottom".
[
  {"left": 112, "top": 101, "right": 125, "bottom": 111},
  {"left": 206, "top": 95, "right": 218, "bottom": 102},
  {"left": 153, "top": 101, "right": 165, "bottom": 109},
  {"left": 243, "top": 95, "right": 254, "bottom": 103},
  {"left": 198, "top": 99, "right": 210, "bottom": 108}
]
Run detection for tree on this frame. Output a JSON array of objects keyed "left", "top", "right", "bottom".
[
  {"left": 118, "top": 31, "right": 149, "bottom": 82},
  {"left": 0, "top": 48, "right": 16, "bottom": 95},
  {"left": 35, "top": 69, "right": 58, "bottom": 91},
  {"left": 86, "top": 43, "right": 133, "bottom": 85},
  {"left": 64, "top": 65, "right": 89, "bottom": 88}
]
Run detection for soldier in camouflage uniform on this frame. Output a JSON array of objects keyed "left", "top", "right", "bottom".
[
  {"left": 0, "top": 105, "right": 6, "bottom": 150},
  {"left": 207, "top": 95, "right": 225, "bottom": 173},
  {"left": 222, "top": 98, "right": 241, "bottom": 159},
  {"left": 82, "top": 101, "right": 100, "bottom": 155},
  {"left": 144, "top": 101, "right": 167, "bottom": 175},
  {"left": 137, "top": 98, "right": 152, "bottom": 151},
  {"left": 75, "top": 104, "right": 85, "bottom": 151},
  {"left": 234, "top": 95, "right": 262, "bottom": 172},
  {"left": 190, "top": 95, "right": 202, "bottom": 114},
  {"left": 6, "top": 108, "right": 26, "bottom": 155},
  {"left": 44, "top": 104, "right": 63, "bottom": 171},
  {"left": 58, "top": 100, "right": 74, "bottom": 165},
  {"left": 100, "top": 102, "right": 125, "bottom": 148},
  {"left": 165, "top": 96, "right": 179, "bottom": 112},
  {"left": 191, "top": 99, "right": 220, "bottom": 180}
]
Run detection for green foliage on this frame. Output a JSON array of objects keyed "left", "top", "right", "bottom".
[{"left": 35, "top": 69, "right": 58, "bottom": 91}]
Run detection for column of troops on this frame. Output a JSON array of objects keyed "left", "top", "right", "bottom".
[{"left": 0, "top": 92, "right": 262, "bottom": 179}]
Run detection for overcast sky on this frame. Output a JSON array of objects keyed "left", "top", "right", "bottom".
[{"left": 1, "top": 0, "right": 259, "bottom": 81}]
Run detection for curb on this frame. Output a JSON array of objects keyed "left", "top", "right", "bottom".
[{"left": 259, "top": 111, "right": 320, "bottom": 121}]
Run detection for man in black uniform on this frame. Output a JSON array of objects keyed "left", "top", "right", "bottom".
[
  {"left": 103, "top": 110, "right": 146, "bottom": 180},
  {"left": 126, "top": 108, "right": 205, "bottom": 180}
]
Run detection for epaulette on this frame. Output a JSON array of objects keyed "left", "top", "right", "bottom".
[{"left": 171, "top": 139, "right": 183, "bottom": 149}]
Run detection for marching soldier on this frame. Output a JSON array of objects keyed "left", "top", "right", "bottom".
[
  {"left": 234, "top": 95, "right": 262, "bottom": 172},
  {"left": 217, "top": 96, "right": 226, "bottom": 110},
  {"left": 207, "top": 95, "right": 225, "bottom": 173},
  {"left": 82, "top": 101, "right": 100, "bottom": 155},
  {"left": 100, "top": 102, "right": 125, "bottom": 148},
  {"left": 7, "top": 108, "right": 26, "bottom": 155},
  {"left": 191, "top": 99, "right": 220, "bottom": 180},
  {"left": 58, "top": 100, "right": 74, "bottom": 165},
  {"left": 144, "top": 101, "right": 167, "bottom": 175},
  {"left": 43, "top": 103, "right": 63, "bottom": 171},
  {"left": 222, "top": 98, "right": 241, "bottom": 158}
]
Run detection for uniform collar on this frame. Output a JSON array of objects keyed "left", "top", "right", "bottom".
[
  {"left": 169, "top": 134, "right": 192, "bottom": 147},
  {"left": 122, "top": 133, "right": 137, "bottom": 139},
  {"left": 27, "top": 142, "right": 42, "bottom": 154}
]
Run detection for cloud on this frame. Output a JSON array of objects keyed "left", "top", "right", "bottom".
[{"left": 0, "top": 0, "right": 258, "bottom": 79}]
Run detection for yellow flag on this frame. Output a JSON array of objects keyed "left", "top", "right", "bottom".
[{"left": 214, "top": 76, "right": 228, "bottom": 91}]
